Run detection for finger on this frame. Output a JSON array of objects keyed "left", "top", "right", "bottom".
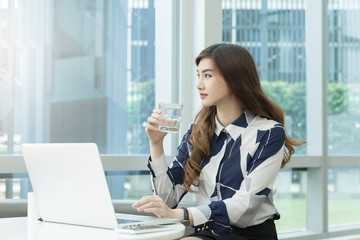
[
  {"left": 140, "top": 201, "right": 165, "bottom": 213},
  {"left": 134, "top": 196, "right": 163, "bottom": 211},
  {"left": 145, "top": 124, "right": 157, "bottom": 131},
  {"left": 132, "top": 196, "right": 152, "bottom": 208},
  {"left": 132, "top": 195, "right": 162, "bottom": 209},
  {"left": 153, "top": 109, "right": 162, "bottom": 114},
  {"left": 147, "top": 116, "right": 162, "bottom": 126},
  {"left": 136, "top": 201, "right": 158, "bottom": 212},
  {"left": 151, "top": 112, "right": 165, "bottom": 121}
]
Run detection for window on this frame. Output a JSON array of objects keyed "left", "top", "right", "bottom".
[
  {"left": 327, "top": 0, "right": 360, "bottom": 156},
  {"left": 273, "top": 169, "right": 307, "bottom": 232},
  {"left": 0, "top": 0, "right": 155, "bottom": 155},
  {"left": 0, "top": 0, "right": 172, "bottom": 200},
  {"left": 1, "top": 1, "right": 360, "bottom": 238},
  {"left": 327, "top": 0, "right": 360, "bottom": 229},
  {"left": 328, "top": 167, "right": 360, "bottom": 227}
]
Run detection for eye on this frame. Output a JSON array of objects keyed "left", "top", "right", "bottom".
[
  {"left": 205, "top": 74, "right": 212, "bottom": 78},
  {"left": 196, "top": 73, "right": 200, "bottom": 78}
]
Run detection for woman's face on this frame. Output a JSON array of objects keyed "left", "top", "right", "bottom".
[{"left": 196, "top": 58, "right": 233, "bottom": 108}]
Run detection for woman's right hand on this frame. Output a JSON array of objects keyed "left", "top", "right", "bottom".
[{"left": 145, "top": 109, "right": 168, "bottom": 144}]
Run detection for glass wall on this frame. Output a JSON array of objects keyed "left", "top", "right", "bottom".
[
  {"left": 1, "top": 0, "right": 360, "bottom": 238},
  {"left": 327, "top": 0, "right": 360, "bottom": 155},
  {"left": 0, "top": 0, "right": 155, "bottom": 156},
  {"left": 0, "top": 0, "right": 156, "bottom": 199},
  {"left": 328, "top": 167, "right": 360, "bottom": 227},
  {"left": 273, "top": 169, "right": 307, "bottom": 232},
  {"left": 327, "top": 0, "right": 360, "bottom": 228}
]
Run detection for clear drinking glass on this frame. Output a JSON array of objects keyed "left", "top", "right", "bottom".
[{"left": 158, "top": 103, "right": 183, "bottom": 133}]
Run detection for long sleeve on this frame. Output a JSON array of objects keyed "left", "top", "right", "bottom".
[{"left": 147, "top": 124, "right": 193, "bottom": 208}]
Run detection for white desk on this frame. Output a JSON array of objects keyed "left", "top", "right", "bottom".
[{"left": 0, "top": 217, "right": 185, "bottom": 240}]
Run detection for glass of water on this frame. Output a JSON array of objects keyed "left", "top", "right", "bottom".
[{"left": 158, "top": 103, "right": 183, "bottom": 133}]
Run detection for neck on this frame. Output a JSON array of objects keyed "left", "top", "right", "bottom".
[{"left": 216, "top": 101, "right": 244, "bottom": 127}]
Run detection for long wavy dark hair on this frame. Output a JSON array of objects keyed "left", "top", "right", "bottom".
[{"left": 183, "top": 43, "right": 306, "bottom": 192}]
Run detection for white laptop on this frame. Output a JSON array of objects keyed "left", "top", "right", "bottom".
[{"left": 21, "top": 143, "right": 180, "bottom": 230}]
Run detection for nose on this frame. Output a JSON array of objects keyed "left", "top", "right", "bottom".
[{"left": 196, "top": 77, "right": 204, "bottom": 91}]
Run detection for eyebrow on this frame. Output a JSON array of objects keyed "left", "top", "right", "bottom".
[{"left": 196, "top": 69, "right": 214, "bottom": 73}]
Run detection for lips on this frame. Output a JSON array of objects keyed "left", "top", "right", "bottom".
[{"left": 199, "top": 93, "right": 207, "bottom": 99}]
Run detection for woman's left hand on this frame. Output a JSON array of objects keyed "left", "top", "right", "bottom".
[{"left": 132, "top": 195, "right": 177, "bottom": 219}]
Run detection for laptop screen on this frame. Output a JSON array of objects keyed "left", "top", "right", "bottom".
[{"left": 22, "top": 143, "right": 118, "bottom": 229}]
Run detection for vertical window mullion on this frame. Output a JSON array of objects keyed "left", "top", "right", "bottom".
[{"left": 305, "top": 0, "right": 329, "bottom": 234}]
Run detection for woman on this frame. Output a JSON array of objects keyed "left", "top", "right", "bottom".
[{"left": 132, "top": 43, "right": 305, "bottom": 240}]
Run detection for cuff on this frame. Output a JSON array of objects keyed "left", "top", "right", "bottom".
[
  {"left": 188, "top": 205, "right": 211, "bottom": 226},
  {"left": 148, "top": 153, "right": 168, "bottom": 177}
]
